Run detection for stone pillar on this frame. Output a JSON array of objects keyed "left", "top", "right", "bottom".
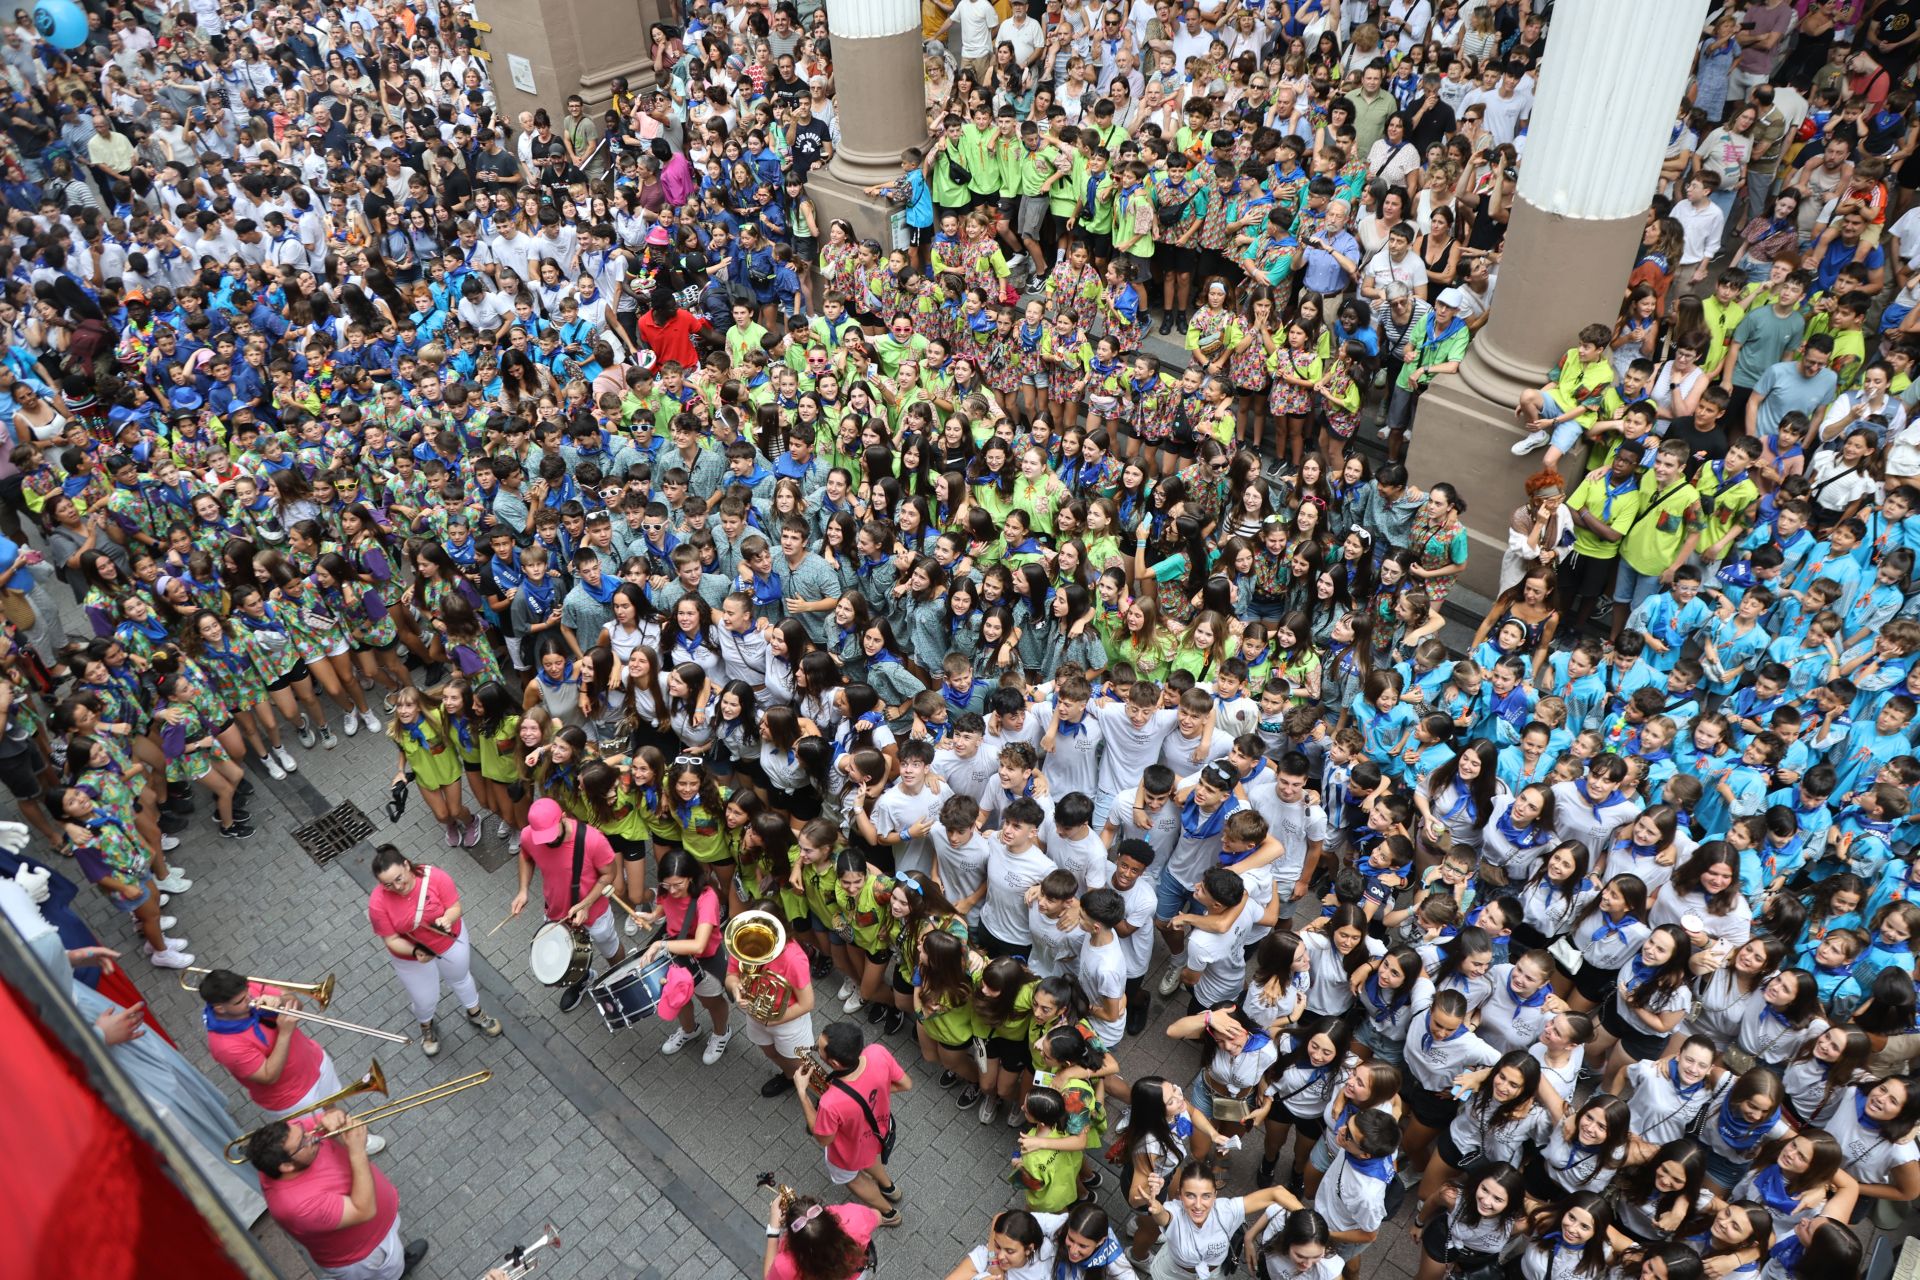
[
  {"left": 476, "top": 0, "right": 669, "bottom": 123},
  {"left": 1404, "top": 0, "right": 1710, "bottom": 598},
  {"left": 806, "top": 0, "right": 930, "bottom": 246}
]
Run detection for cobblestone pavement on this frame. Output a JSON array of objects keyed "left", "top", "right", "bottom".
[{"left": 50, "top": 639, "right": 1416, "bottom": 1280}]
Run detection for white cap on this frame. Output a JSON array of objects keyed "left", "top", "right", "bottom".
[{"left": 1436, "top": 287, "right": 1469, "bottom": 309}]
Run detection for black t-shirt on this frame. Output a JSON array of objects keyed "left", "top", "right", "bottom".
[
  {"left": 790, "top": 119, "right": 832, "bottom": 180},
  {"left": 474, "top": 147, "right": 522, "bottom": 187},
  {"left": 1876, "top": 0, "right": 1920, "bottom": 61},
  {"left": 1408, "top": 99, "right": 1456, "bottom": 153},
  {"left": 1664, "top": 415, "right": 1727, "bottom": 467},
  {"left": 439, "top": 165, "right": 473, "bottom": 210}
]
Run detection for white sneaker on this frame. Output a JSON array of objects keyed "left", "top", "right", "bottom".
[
  {"left": 159, "top": 915, "right": 177, "bottom": 930},
  {"left": 841, "top": 990, "right": 864, "bottom": 1014},
  {"left": 146, "top": 946, "right": 193, "bottom": 969},
  {"left": 164, "top": 936, "right": 189, "bottom": 952},
  {"left": 342, "top": 713, "right": 358, "bottom": 738},
  {"left": 274, "top": 745, "right": 299, "bottom": 773},
  {"left": 702, "top": 1029, "right": 734, "bottom": 1065},
  {"left": 624, "top": 915, "right": 640, "bottom": 936},
  {"left": 1156, "top": 964, "right": 1185, "bottom": 997},
  {"left": 320, "top": 724, "right": 338, "bottom": 749},
  {"left": 153, "top": 873, "right": 190, "bottom": 892},
  {"left": 493, "top": 818, "right": 511, "bottom": 840},
  {"left": 160, "top": 833, "right": 181, "bottom": 851},
  {"left": 364, "top": 1134, "right": 387, "bottom": 1156},
  {"left": 1510, "top": 429, "right": 1549, "bottom": 456},
  {"left": 507, "top": 832, "right": 522, "bottom": 855},
  {"left": 263, "top": 755, "right": 286, "bottom": 780},
  {"left": 660, "top": 1026, "right": 699, "bottom": 1056},
  {"left": 361, "top": 710, "right": 384, "bottom": 734},
  {"left": 838, "top": 978, "right": 857, "bottom": 1001}
]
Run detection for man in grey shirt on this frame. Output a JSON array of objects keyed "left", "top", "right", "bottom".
[{"left": 1748, "top": 334, "right": 1837, "bottom": 439}]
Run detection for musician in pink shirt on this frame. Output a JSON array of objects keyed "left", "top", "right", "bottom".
[
  {"left": 367, "top": 845, "right": 502, "bottom": 1057},
  {"left": 248, "top": 1109, "right": 426, "bottom": 1280}
]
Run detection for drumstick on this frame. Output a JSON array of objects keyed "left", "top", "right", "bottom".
[{"left": 487, "top": 913, "right": 518, "bottom": 937}]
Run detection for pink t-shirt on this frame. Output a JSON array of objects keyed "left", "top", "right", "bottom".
[
  {"left": 205, "top": 982, "right": 326, "bottom": 1111},
  {"left": 766, "top": 1204, "right": 879, "bottom": 1280},
  {"left": 813, "top": 1045, "right": 905, "bottom": 1172},
  {"left": 658, "top": 886, "right": 723, "bottom": 959},
  {"left": 726, "top": 937, "right": 812, "bottom": 1010},
  {"left": 365, "top": 864, "right": 464, "bottom": 955},
  {"left": 521, "top": 820, "right": 616, "bottom": 924},
  {"left": 260, "top": 1118, "right": 401, "bottom": 1268}
]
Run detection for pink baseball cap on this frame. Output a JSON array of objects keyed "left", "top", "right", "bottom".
[{"left": 525, "top": 798, "right": 565, "bottom": 845}]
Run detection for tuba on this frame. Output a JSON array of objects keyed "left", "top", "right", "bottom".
[{"left": 724, "top": 910, "right": 795, "bottom": 1020}]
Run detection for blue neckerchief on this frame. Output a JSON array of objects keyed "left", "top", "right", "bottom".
[
  {"left": 450, "top": 714, "right": 474, "bottom": 753},
  {"left": 1440, "top": 781, "right": 1477, "bottom": 822},
  {"left": 672, "top": 630, "right": 706, "bottom": 660},
  {"left": 1668, "top": 1057, "right": 1707, "bottom": 1097},
  {"left": 1508, "top": 975, "right": 1548, "bottom": 1010},
  {"left": 521, "top": 576, "right": 557, "bottom": 616},
  {"left": 490, "top": 551, "right": 525, "bottom": 593},
  {"left": 1769, "top": 1235, "right": 1807, "bottom": 1275},
  {"left": 1716, "top": 1092, "right": 1779, "bottom": 1152},
  {"left": 1855, "top": 1089, "right": 1882, "bottom": 1132},
  {"left": 1751, "top": 1163, "right": 1799, "bottom": 1218},
  {"left": 1628, "top": 956, "right": 1659, "bottom": 989},
  {"left": 202, "top": 1006, "right": 273, "bottom": 1045},
  {"left": 576, "top": 573, "right": 618, "bottom": 605},
  {"left": 1422, "top": 1019, "right": 1467, "bottom": 1055},
  {"left": 941, "top": 680, "right": 975, "bottom": 713},
  {"left": 1053, "top": 1230, "right": 1127, "bottom": 1280},
  {"left": 1362, "top": 971, "right": 1403, "bottom": 1021},
  {"left": 126, "top": 616, "right": 169, "bottom": 642},
  {"left": 870, "top": 649, "right": 903, "bottom": 668},
  {"left": 1179, "top": 792, "right": 1239, "bottom": 841},
  {"left": 401, "top": 718, "right": 433, "bottom": 754},
  {"left": 1056, "top": 705, "right": 1086, "bottom": 738},
  {"left": 1593, "top": 912, "right": 1639, "bottom": 944},
  {"left": 1347, "top": 1152, "right": 1395, "bottom": 1181},
  {"left": 1496, "top": 807, "right": 1549, "bottom": 848}
]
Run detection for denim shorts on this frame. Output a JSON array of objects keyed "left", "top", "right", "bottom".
[
  {"left": 1155, "top": 866, "right": 1200, "bottom": 921},
  {"left": 112, "top": 875, "right": 156, "bottom": 914},
  {"left": 1356, "top": 1018, "right": 1407, "bottom": 1064}
]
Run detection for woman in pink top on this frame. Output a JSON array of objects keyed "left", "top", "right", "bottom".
[
  {"left": 637, "top": 848, "right": 734, "bottom": 1065},
  {"left": 762, "top": 1188, "right": 879, "bottom": 1280},
  {"left": 367, "top": 845, "right": 502, "bottom": 1057}
]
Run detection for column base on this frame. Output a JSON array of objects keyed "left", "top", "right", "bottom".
[
  {"left": 1403, "top": 372, "right": 1592, "bottom": 601},
  {"left": 806, "top": 168, "right": 902, "bottom": 253}
]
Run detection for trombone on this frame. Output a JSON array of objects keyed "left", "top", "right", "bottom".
[
  {"left": 181, "top": 967, "right": 336, "bottom": 1008},
  {"left": 224, "top": 1057, "right": 494, "bottom": 1163},
  {"left": 179, "top": 968, "right": 408, "bottom": 1044}
]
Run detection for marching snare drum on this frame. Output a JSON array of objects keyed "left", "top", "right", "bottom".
[
  {"left": 590, "top": 954, "right": 671, "bottom": 1031},
  {"left": 528, "top": 921, "right": 592, "bottom": 986}
]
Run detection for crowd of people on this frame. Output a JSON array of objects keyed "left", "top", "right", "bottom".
[{"left": 13, "top": 1, "right": 1920, "bottom": 1279}]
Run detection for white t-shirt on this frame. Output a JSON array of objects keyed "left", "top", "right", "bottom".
[
  {"left": 1079, "top": 936, "right": 1130, "bottom": 1046},
  {"left": 953, "top": 0, "right": 1000, "bottom": 56},
  {"left": 982, "top": 845, "right": 1054, "bottom": 942},
  {"left": 872, "top": 783, "right": 943, "bottom": 879},
  {"left": 997, "top": 15, "right": 1045, "bottom": 65},
  {"left": 1117, "top": 874, "right": 1158, "bottom": 978},
  {"left": 1186, "top": 902, "right": 1256, "bottom": 1004}
]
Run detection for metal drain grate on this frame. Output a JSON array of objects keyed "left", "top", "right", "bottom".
[{"left": 291, "top": 802, "right": 376, "bottom": 865}]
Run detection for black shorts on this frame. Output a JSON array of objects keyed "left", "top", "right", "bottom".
[
  {"left": 1078, "top": 229, "right": 1112, "bottom": 260},
  {"left": 1508, "top": 922, "right": 1551, "bottom": 956},
  {"left": 777, "top": 784, "right": 823, "bottom": 822},
  {"left": 1435, "top": 1128, "right": 1477, "bottom": 1171},
  {"left": 607, "top": 832, "right": 648, "bottom": 862},
  {"left": 463, "top": 761, "right": 481, "bottom": 774},
  {"left": 267, "top": 659, "right": 311, "bottom": 693},
  {"left": 1284, "top": 1111, "right": 1325, "bottom": 1139},
  {"left": 1403, "top": 1079, "right": 1459, "bottom": 1130},
  {"left": 0, "top": 743, "right": 44, "bottom": 799},
  {"left": 1159, "top": 243, "right": 1197, "bottom": 275},
  {"left": 351, "top": 637, "right": 397, "bottom": 654},
  {"left": 907, "top": 221, "right": 934, "bottom": 248},
  {"left": 213, "top": 718, "right": 235, "bottom": 737},
  {"left": 1522, "top": 1153, "right": 1577, "bottom": 1203},
  {"left": 1571, "top": 959, "right": 1619, "bottom": 1003},
  {"left": 1601, "top": 1000, "right": 1669, "bottom": 1062},
  {"left": 986, "top": 1034, "right": 1032, "bottom": 1073},
  {"left": 1562, "top": 551, "right": 1620, "bottom": 605},
  {"left": 863, "top": 944, "right": 889, "bottom": 966},
  {"left": 890, "top": 965, "right": 913, "bottom": 996},
  {"left": 976, "top": 923, "right": 1027, "bottom": 960}
]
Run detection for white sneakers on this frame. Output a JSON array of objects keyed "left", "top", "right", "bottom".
[
  {"left": 841, "top": 990, "right": 864, "bottom": 1014},
  {"left": 1511, "top": 429, "right": 1549, "bottom": 455},
  {"left": 702, "top": 1029, "right": 733, "bottom": 1065},
  {"left": 263, "top": 754, "right": 286, "bottom": 780},
  {"left": 360, "top": 710, "right": 384, "bottom": 734},
  {"left": 274, "top": 745, "right": 299, "bottom": 773},
  {"left": 153, "top": 871, "right": 190, "bottom": 892},
  {"left": 364, "top": 1134, "right": 388, "bottom": 1156},
  {"left": 342, "top": 713, "right": 358, "bottom": 738},
  {"left": 147, "top": 943, "right": 193, "bottom": 968},
  {"left": 660, "top": 1027, "right": 698, "bottom": 1056}
]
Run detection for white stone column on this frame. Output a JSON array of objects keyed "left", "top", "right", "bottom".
[
  {"left": 1454, "top": 0, "right": 1712, "bottom": 406},
  {"left": 1405, "top": 0, "right": 1712, "bottom": 600},
  {"left": 822, "top": 0, "right": 928, "bottom": 186}
]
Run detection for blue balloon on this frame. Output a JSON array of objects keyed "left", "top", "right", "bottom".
[{"left": 33, "top": 0, "right": 88, "bottom": 51}]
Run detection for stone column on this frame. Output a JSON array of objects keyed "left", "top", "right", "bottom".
[
  {"left": 806, "top": 0, "right": 930, "bottom": 245},
  {"left": 476, "top": 0, "right": 670, "bottom": 123},
  {"left": 1404, "top": 0, "right": 1710, "bottom": 598}
]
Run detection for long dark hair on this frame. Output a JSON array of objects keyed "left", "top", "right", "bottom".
[
  {"left": 1050, "top": 1205, "right": 1121, "bottom": 1280},
  {"left": 1670, "top": 841, "right": 1745, "bottom": 916},
  {"left": 1615, "top": 1138, "right": 1710, "bottom": 1235},
  {"left": 1426, "top": 737, "right": 1501, "bottom": 830},
  {"left": 1625, "top": 924, "right": 1694, "bottom": 1010},
  {"left": 1467, "top": 1050, "right": 1542, "bottom": 1133},
  {"left": 1526, "top": 1192, "right": 1614, "bottom": 1278},
  {"left": 1116, "top": 1075, "right": 1183, "bottom": 1169},
  {"left": 779, "top": 1192, "right": 867, "bottom": 1280},
  {"left": 1455, "top": 1161, "right": 1527, "bottom": 1231}
]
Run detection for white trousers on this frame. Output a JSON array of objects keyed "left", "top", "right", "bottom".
[
  {"left": 264, "top": 1053, "right": 343, "bottom": 1121},
  {"left": 386, "top": 930, "right": 481, "bottom": 1024},
  {"left": 320, "top": 1218, "right": 405, "bottom": 1280}
]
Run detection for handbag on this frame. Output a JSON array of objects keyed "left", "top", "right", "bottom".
[
  {"left": 829, "top": 1074, "right": 898, "bottom": 1163},
  {"left": 943, "top": 148, "right": 972, "bottom": 187},
  {"left": 1549, "top": 937, "right": 1584, "bottom": 974}
]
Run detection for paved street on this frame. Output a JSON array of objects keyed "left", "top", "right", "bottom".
[{"left": 62, "top": 703, "right": 1451, "bottom": 1280}]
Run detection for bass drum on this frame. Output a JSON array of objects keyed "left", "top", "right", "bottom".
[{"left": 589, "top": 954, "right": 671, "bottom": 1031}]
